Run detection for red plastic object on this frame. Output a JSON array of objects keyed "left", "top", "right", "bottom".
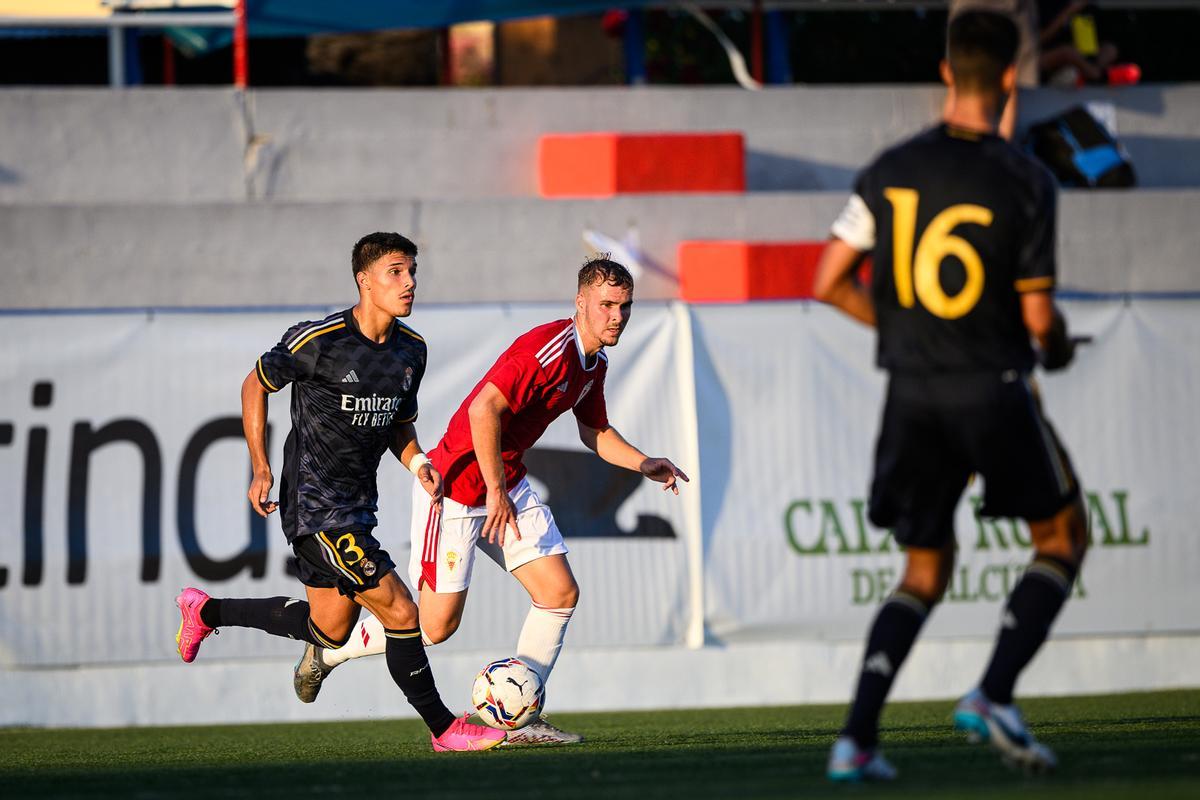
[
  {"left": 1107, "top": 63, "right": 1141, "bottom": 86},
  {"left": 538, "top": 132, "right": 745, "bottom": 197},
  {"left": 678, "top": 241, "right": 827, "bottom": 302},
  {"left": 601, "top": 9, "right": 628, "bottom": 36}
]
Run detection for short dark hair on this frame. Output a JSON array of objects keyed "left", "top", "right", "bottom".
[
  {"left": 351, "top": 232, "right": 418, "bottom": 279},
  {"left": 946, "top": 10, "right": 1019, "bottom": 95},
  {"left": 577, "top": 254, "right": 634, "bottom": 292}
]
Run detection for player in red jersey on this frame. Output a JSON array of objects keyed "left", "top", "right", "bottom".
[{"left": 292, "top": 256, "right": 689, "bottom": 745}]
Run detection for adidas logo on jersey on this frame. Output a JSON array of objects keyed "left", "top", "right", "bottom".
[{"left": 342, "top": 370, "right": 360, "bottom": 383}]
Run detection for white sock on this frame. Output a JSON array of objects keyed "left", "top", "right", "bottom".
[
  {"left": 516, "top": 603, "right": 575, "bottom": 685},
  {"left": 323, "top": 614, "right": 387, "bottom": 666}
]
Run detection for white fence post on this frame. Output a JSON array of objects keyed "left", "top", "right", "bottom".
[{"left": 672, "top": 301, "right": 706, "bottom": 649}]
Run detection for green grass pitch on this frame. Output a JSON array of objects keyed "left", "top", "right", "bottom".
[{"left": 2, "top": 690, "right": 1197, "bottom": 799}]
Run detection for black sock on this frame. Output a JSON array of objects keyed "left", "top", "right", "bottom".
[
  {"left": 842, "top": 591, "right": 930, "bottom": 749},
  {"left": 200, "top": 596, "right": 342, "bottom": 648},
  {"left": 981, "top": 556, "right": 1076, "bottom": 705},
  {"left": 385, "top": 627, "right": 457, "bottom": 737}
]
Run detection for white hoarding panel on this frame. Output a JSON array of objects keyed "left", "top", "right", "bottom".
[
  {"left": 693, "top": 300, "right": 1200, "bottom": 641},
  {"left": 0, "top": 304, "right": 692, "bottom": 667}
]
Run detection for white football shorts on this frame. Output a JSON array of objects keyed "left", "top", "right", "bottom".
[{"left": 408, "top": 476, "right": 568, "bottom": 594}]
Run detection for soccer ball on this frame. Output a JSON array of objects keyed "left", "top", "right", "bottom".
[{"left": 471, "top": 657, "right": 544, "bottom": 730}]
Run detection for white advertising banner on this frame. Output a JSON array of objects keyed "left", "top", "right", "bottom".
[
  {"left": 3, "top": 298, "right": 1197, "bottom": 676},
  {"left": 0, "top": 304, "right": 693, "bottom": 668},
  {"left": 693, "top": 299, "right": 1200, "bottom": 641}
]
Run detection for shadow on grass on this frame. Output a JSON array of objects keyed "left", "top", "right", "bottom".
[
  {"left": 6, "top": 729, "right": 1200, "bottom": 800},
  {"left": 4, "top": 693, "right": 1198, "bottom": 800}
]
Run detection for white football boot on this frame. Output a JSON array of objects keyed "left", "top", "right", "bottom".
[
  {"left": 826, "top": 735, "right": 898, "bottom": 782},
  {"left": 954, "top": 687, "right": 1057, "bottom": 774},
  {"left": 500, "top": 716, "right": 584, "bottom": 747}
]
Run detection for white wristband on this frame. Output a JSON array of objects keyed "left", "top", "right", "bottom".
[{"left": 407, "top": 452, "right": 430, "bottom": 476}]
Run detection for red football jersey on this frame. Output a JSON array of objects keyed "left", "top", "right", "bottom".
[{"left": 430, "top": 319, "right": 610, "bottom": 506}]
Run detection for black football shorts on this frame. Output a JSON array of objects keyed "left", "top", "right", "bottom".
[
  {"left": 868, "top": 370, "right": 1079, "bottom": 550},
  {"left": 291, "top": 529, "right": 396, "bottom": 596}
]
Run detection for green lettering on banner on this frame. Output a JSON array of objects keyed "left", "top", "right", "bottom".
[
  {"left": 819, "top": 500, "right": 858, "bottom": 555},
  {"left": 978, "top": 564, "right": 1007, "bottom": 602},
  {"left": 970, "top": 496, "right": 1029, "bottom": 551},
  {"left": 941, "top": 563, "right": 1025, "bottom": 604},
  {"left": 1086, "top": 490, "right": 1149, "bottom": 547},
  {"left": 851, "top": 569, "right": 876, "bottom": 605},
  {"left": 847, "top": 498, "right": 871, "bottom": 554},
  {"left": 946, "top": 565, "right": 974, "bottom": 603},
  {"left": 784, "top": 500, "right": 824, "bottom": 555},
  {"left": 1086, "top": 492, "right": 1112, "bottom": 546},
  {"left": 851, "top": 567, "right": 896, "bottom": 605},
  {"left": 1013, "top": 519, "right": 1032, "bottom": 547},
  {"left": 1110, "top": 490, "right": 1149, "bottom": 546},
  {"left": 784, "top": 489, "right": 1147, "bottom": 586}
]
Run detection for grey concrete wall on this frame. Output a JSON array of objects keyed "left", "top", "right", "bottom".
[
  {"left": 240, "top": 86, "right": 945, "bottom": 198},
  {"left": 0, "top": 89, "right": 246, "bottom": 204},
  {"left": 2, "top": 85, "right": 1198, "bottom": 205},
  {"left": 2, "top": 86, "right": 1194, "bottom": 307},
  {"left": 2, "top": 191, "right": 1196, "bottom": 309}
]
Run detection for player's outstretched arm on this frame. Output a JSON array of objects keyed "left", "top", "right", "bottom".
[
  {"left": 813, "top": 237, "right": 875, "bottom": 326},
  {"left": 578, "top": 422, "right": 690, "bottom": 495},
  {"left": 389, "top": 421, "right": 442, "bottom": 505},
  {"left": 468, "top": 382, "right": 521, "bottom": 546},
  {"left": 241, "top": 369, "right": 277, "bottom": 517}
]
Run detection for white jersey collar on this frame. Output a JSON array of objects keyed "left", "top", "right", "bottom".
[{"left": 572, "top": 320, "right": 602, "bottom": 372}]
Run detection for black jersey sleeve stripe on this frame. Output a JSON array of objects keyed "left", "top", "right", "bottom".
[
  {"left": 290, "top": 322, "right": 346, "bottom": 354},
  {"left": 256, "top": 358, "right": 281, "bottom": 393}
]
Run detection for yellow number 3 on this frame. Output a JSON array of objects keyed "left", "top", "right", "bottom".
[
  {"left": 336, "top": 533, "right": 365, "bottom": 566},
  {"left": 885, "top": 187, "right": 992, "bottom": 320}
]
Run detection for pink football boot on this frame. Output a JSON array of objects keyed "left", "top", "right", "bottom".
[
  {"left": 431, "top": 715, "right": 507, "bottom": 752},
  {"left": 175, "top": 587, "right": 216, "bottom": 663}
]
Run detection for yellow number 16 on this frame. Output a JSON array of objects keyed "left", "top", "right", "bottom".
[{"left": 884, "top": 187, "right": 993, "bottom": 320}]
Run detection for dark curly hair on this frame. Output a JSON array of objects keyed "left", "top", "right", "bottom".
[{"left": 577, "top": 254, "right": 634, "bottom": 292}]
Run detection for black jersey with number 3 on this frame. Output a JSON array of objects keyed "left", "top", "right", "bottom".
[
  {"left": 848, "top": 124, "right": 1057, "bottom": 373},
  {"left": 255, "top": 308, "right": 426, "bottom": 542}
]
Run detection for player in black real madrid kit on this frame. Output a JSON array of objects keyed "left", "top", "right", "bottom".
[
  {"left": 174, "top": 232, "right": 505, "bottom": 752},
  {"left": 813, "top": 12, "right": 1089, "bottom": 781}
]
